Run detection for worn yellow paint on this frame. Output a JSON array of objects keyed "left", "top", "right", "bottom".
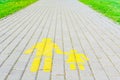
[
  {"left": 30, "top": 57, "right": 41, "bottom": 72},
  {"left": 24, "top": 46, "right": 35, "bottom": 54},
  {"left": 24, "top": 38, "right": 63, "bottom": 72},
  {"left": 70, "top": 63, "right": 76, "bottom": 70},
  {"left": 66, "top": 50, "right": 89, "bottom": 70},
  {"left": 24, "top": 38, "right": 89, "bottom": 72},
  {"left": 43, "top": 57, "right": 52, "bottom": 72}
]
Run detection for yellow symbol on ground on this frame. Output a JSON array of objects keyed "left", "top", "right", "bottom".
[
  {"left": 66, "top": 50, "right": 89, "bottom": 70},
  {"left": 24, "top": 38, "right": 89, "bottom": 72},
  {"left": 24, "top": 38, "right": 63, "bottom": 72}
]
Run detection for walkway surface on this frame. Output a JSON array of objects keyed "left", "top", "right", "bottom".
[{"left": 0, "top": 0, "right": 120, "bottom": 80}]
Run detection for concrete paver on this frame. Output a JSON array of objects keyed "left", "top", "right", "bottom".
[{"left": 0, "top": 0, "right": 120, "bottom": 80}]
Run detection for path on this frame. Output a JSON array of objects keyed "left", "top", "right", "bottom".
[{"left": 0, "top": 0, "right": 120, "bottom": 80}]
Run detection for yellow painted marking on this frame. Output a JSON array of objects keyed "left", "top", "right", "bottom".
[
  {"left": 66, "top": 49, "right": 89, "bottom": 70},
  {"left": 70, "top": 63, "right": 76, "bottom": 70},
  {"left": 30, "top": 57, "right": 41, "bottom": 72},
  {"left": 78, "top": 64, "right": 85, "bottom": 70},
  {"left": 24, "top": 46, "right": 35, "bottom": 54},
  {"left": 43, "top": 57, "right": 52, "bottom": 72},
  {"left": 24, "top": 38, "right": 63, "bottom": 72},
  {"left": 24, "top": 38, "right": 89, "bottom": 72}
]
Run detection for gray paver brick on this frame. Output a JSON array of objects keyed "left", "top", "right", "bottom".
[{"left": 0, "top": 0, "right": 120, "bottom": 80}]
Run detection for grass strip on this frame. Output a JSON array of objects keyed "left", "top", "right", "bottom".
[
  {"left": 0, "top": 0, "right": 38, "bottom": 18},
  {"left": 80, "top": 0, "right": 120, "bottom": 23}
]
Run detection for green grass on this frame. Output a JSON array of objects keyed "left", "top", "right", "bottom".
[
  {"left": 79, "top": 0, "right": 120, "bottom": 23},
  {"left": 0, "top": 0, "right": 38, "bottom": 18}
]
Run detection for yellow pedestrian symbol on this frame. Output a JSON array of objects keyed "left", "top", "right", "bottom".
[
  {"left": 24, "top": 38, "right": 89, "bottom": 72},
  {"left": 24, "top": 38, "right": 63, "bottom": 72},
  {"left": 66, "top": 50, "right": 89, "bottom": 70}
]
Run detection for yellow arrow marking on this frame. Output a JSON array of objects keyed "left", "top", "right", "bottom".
[{"left": 24, "top": 38, "right": 89, "bottom": 72}]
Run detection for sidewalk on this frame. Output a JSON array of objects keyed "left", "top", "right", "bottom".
[{"left": 0, "top": 0, "right": 120, "bottom": 80}]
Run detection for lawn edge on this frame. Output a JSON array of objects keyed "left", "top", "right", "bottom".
[
  {"left": 0, "top": 0, "right": 38, "bottom": 20},
  {"left": 78, "top": 0, "right": 120, "bottom": 25}
]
